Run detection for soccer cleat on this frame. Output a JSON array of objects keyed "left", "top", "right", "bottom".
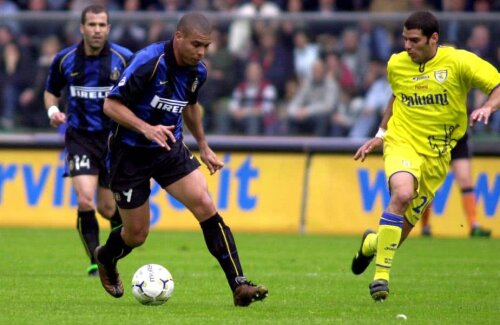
[
  {"left": 233, "top": 276, "right": 268, "bottom": 307},
  {"left": 94, "top": 246, "right": 124, "bottom": 298},
  {"left": 369, "top": 279, "right": 389, "bottom": 302},
  {"left": 470, "top": 226, "right": 491, "bottom": 238},
  {"left": 87, "top": 264, "right": 98, "bottom": 277},
  {"left": 351, "top": 229, "right": 376, "bottom": 275}
]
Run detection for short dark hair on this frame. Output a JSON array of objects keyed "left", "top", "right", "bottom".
[
  {"left": 177, "top": 12, "right": 212, "bottom": 36},
  {"left": 81, "top": 4, "right": 109, "bottom": 25},
  {"left": 404, "top": 11, "right": 439, "bottom": 38}
]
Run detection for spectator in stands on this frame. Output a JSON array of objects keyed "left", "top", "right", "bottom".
[
  {"left": 330, "top": 91, "right": 364, "bottom": 137},
  {"left": 324, "top": 50, "right": 356, "bottom": 95},
  {"left": 466, "top": 24, "right": 496, "bottom": 65},
  {"left": 441, "top": 0, "right": 469, "bottom": 46},
  {"left": 18, "top": 35, "right": 61, "bottom": 129},
  {"left": 221, "top": 61, "right": 277, "bottom": 135},
  {"left": 249, "top": 30, "right": 294, "bottom": 97},
  {"left": 286, "top": 58, "right": 338, "bottom": 136},
  {"left": 199, "top": 29, "right": 237, "bottom": 132},
  {"left": 292, "top": 29, "right": 319, "bottom": 82},
  {"left": 340, "top": 28, "right": 370, "bottom": 93},
  {"left": 358, "top": 20, "right": 392, "bottom": 63},
  {"left": 275, "top": 76, "right": 299, "bottom": 135},
  {"left": 228, "top": 0, "right": 281, "bottom": 59},
  {"left": 0, "top": 0, "right": 20, "bottom": 34},
  {"left": 0, "top": 41, "right": 34, "bottom": 129},
  {"left": 109, "top": 0, "right": 147, "bottom": 52},
  {"left": 349, "top": 59, "right": 392, "bottom": 138},
  {"left": 158, "top": 0, "right": 187, "bottom": 11},
  {"left": 146, "top": 20, "right": 170, "bottom": 44}
]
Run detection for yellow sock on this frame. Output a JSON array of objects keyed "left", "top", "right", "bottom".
[
  {"left": 362, "top": 233, "right": 377, "bottom": 256},
  {"left": 374, "top": 212, "right": 403, "bottom": 282}
]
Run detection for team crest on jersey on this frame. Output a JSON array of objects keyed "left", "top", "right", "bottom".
[
  {"left": 110, "top": 67, "right": 121, "bottom": 81},
  {"left": 434, "top": 70, "right": 448, "bottom": 84},
  {"left": 191, "top": 77, "right": 199, "bottom": 92}
]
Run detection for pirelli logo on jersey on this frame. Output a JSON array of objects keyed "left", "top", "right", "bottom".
[
  {"left": 150, "top": 95, "right": 188, "bottom": 113},
  {"left": 69, "top": 86, "right": 112, "bottom": 99},
  {"left": 401, "top": 90, "right": 449, "bottom": 107}
]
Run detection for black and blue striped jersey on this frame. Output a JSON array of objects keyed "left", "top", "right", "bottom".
[
  {"left": 45, "top": 41, "right": 133, "bottom": 131},
  {"left": 107, "top": 40, "right": 207, "bottom": 148}
]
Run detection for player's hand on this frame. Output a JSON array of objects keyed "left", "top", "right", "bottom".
[
  {"left": 199, "top": 145, "right": 224, "bottom": 175},
  {"left": 469, "top": 106, "right": 493, "bottom": 127},
  {"left": 354, "top": 137, "right": 383, "bottom": 162},
  {"left": 49, "top": 112, "right": 66, "bottom": 128},
  {"left": 144, "top": 124, "right": 176, "bottom": 150}
]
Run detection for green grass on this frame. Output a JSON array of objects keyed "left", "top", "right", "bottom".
[{"left": 0, "top": 228, "right": 499, "bottom": 324}]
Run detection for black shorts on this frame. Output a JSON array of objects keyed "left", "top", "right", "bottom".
[
  {"left": 64, "top": 127, "right": 110, "bottom": 188},
  {"left": 109, "top": 140, "right": 201, "bottom": 209},
  {"left": 451, "top": 132, "right": 472, "bottom": 161}
]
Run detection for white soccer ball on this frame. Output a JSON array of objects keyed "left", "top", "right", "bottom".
[{"left": 131, "top": 264, "right": 174, "bottom": 306}]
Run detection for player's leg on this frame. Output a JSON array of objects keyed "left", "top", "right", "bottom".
[
  {"left": 369, "top": 171, "right": 415, "bottom": 301},
  {"left": 72, "top": 174, "right": 100, "bottom": 276},
  {"left": 96, "top": 186, "right": 122, "bottom": 230},
  {"left": 420, "top": 204, "right": 432, "bottom": 237},
  {"left": 451, "top": 158, "right": 491, "bottom": 237},
  {"left": 95, "top": 202, "right": 150, "bottom": 298},
  {"left": 165, "top": 169, "right": 268, "bottom": 306}
]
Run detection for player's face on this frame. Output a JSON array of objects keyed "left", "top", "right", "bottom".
[
  {"left": 402, "top": 27, "right": 438, "bottom": 64},
  {"left": 80, "top": 12, "right": 110, "bottom": 55},
  {"left": 175, "top": 29, "right": 212, "bottom": 66}
]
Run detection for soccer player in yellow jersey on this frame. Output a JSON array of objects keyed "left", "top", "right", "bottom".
[{"left": 350, "top": 11, "right": 500, "bottom": 301}]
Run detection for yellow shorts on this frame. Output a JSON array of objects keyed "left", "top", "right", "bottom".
[{"left": 384, "top": 139, "right": 450, "bottom": 226}]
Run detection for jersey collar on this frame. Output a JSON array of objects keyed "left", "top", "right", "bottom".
[
  {"left": 76, "top": 41, "right": 111, "bottom": 57},
  {"left": 164, "top": 40, "right": 178, "bottom": 67}
]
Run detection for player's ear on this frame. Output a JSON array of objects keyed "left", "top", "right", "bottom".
[
  {"left": 174, "top": 30, "right": 183, "bottom": 41},
  {"left": 430, "top": 32, "right": 439, "bottom": 45}
]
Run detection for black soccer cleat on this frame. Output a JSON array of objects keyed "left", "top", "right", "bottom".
[
  {"left": 351, "top": 229, "right": 376, "bottom": 275},
  {"left": 369, "top": 279, "right": 389, "bottom": 302},
  {"left": 233, "top": 276, "right": 268, "bottom": 307}
]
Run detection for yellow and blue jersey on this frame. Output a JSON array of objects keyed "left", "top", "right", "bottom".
[
  {"left": 107, "top": 40, "right": 207, "bottom": 148},
  {"left": 45, "top": 41, "right": 132, "bottom": 131},
  {"left": 386, "top": 46, "right": 500, "bottom": 157}
]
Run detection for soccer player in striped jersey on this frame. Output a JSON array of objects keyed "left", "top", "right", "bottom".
[
  {"left": 44, "top": 4, "right": 133, "bottom": 276},
  {"left": 94, "top": 12, "right": 268, "bottom": 306},
  {"left": 351, "top": 11, "right": 500, "bottom": 301}
]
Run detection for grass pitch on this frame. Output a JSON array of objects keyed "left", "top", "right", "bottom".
[{"left": 0, "top": 228, "right": 499, "bottom": 324}]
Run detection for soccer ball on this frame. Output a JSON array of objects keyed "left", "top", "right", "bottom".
[{"left": 131, "top": 264, "right": 174, "bottom": 306}]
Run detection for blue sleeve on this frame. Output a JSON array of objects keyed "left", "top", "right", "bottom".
[
  {"left": 188, "top": 68, "right": 207, "bottom": 105},
  {"left": 108, "top": 55, "right": 155, "bottom": 107},
  {"left": 45, "top": 53, "right": 66, "bottom": 97}
]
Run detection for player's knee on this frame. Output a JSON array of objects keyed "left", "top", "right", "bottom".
[
  {"left": 97, "top": 203, "right": 115, "bottom": 219},
  {"left": 76, "top": 195, "right": 95, "bottom": 211},
  {"left": 391, "top": 190, "right": 414, "bottom": 206},
  {"left": 123, "top": 228, "right": 149, "bottom": 247}
]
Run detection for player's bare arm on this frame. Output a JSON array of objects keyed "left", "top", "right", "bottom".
[
  {"left": 354, "top": 95, "right": 395, "bottom": 162},
  {"left": 43, "top": 90, "right": 66, "bottom": 127},
  {"left": 103, "top": 97, "right": 176, "bottom": 150},
  {"left": 470, "top": 85, "right": 500, "bottom": 126},
  {"left": 183, "top": 103, "right": 224, "bottom": 175}
]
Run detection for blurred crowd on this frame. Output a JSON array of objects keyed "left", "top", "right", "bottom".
[{"left": 1, "top": 0, "right": 500, "bottom": 136}]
